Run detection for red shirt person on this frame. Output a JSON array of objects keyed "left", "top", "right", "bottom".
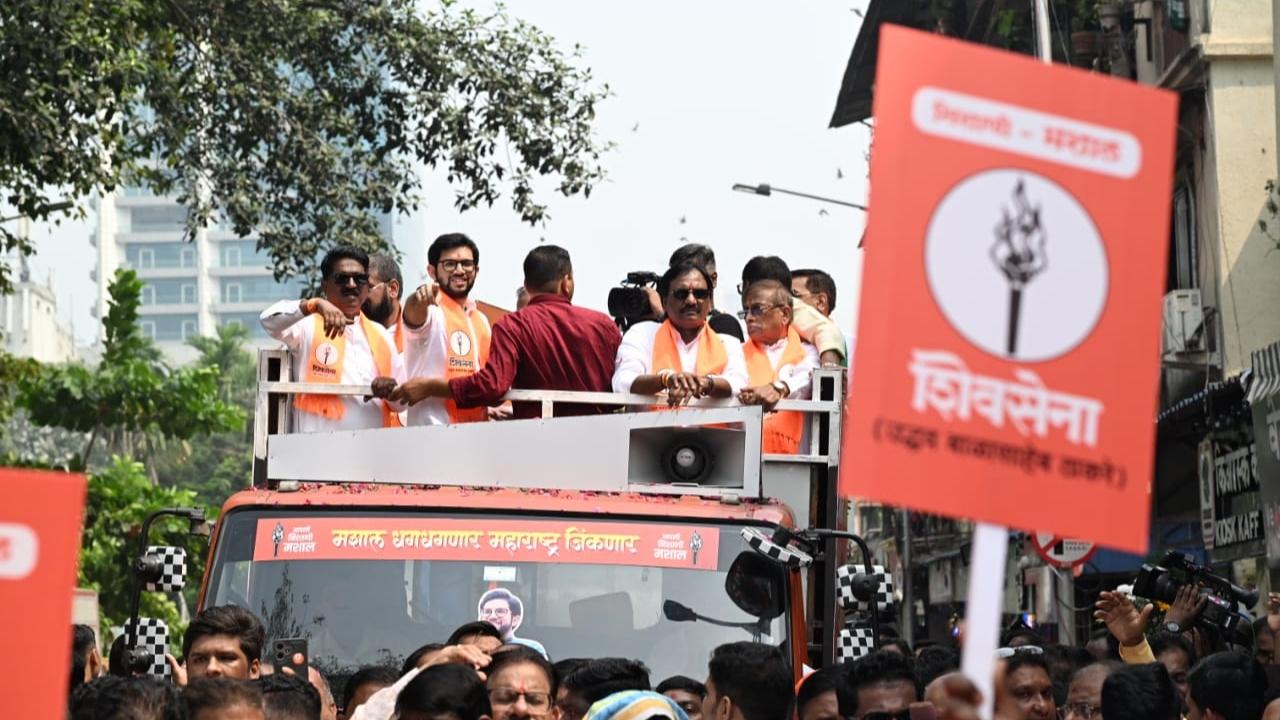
[{"left": 390, "top": 245, "right": 621, "bottom": 418}]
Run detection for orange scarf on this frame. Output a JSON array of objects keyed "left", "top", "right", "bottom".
[
  {"left": 438, "top": 293, "right": 492, "bottom": 423},
  {"left": 743, "top": 326, "right": 806, "bottom": 454},
  {"left": 651, "top": 321, "right": 728, "bottom": 376},
  {"left": 296, "top": 313, "right": 398, "bottom": 427},
  {"left": 386, "top": 314, "right": 405, "bottom": 427}
]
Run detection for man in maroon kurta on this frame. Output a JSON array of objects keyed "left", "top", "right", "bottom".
[{"left": 389, "top": 245, "right": 621, "bottom": 418}]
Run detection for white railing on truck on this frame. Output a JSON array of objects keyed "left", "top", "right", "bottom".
[{"left": 252, "top": 349, "right": 844, "bottom": 492}]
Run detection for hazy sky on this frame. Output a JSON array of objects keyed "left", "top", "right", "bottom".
[{"left": 25, "top": 1, "right": 871, "bottom": 346}]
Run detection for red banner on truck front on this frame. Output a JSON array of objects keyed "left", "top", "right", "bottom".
[{"left": 253, "top": 517, "right": 721, "bottom": 571}]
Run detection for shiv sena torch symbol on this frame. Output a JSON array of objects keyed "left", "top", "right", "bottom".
[
  {"left": 989, "top": 180, "right": 1048, "bottom": 358},
  {"left": 272, "top": 522, "right": 285, "bottom": 557},
  {"left": 690, "top": 531, "right": 703, "bottom": 565}
]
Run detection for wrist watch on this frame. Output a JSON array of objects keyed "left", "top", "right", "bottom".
[
  {"left": 1165, "top": 621, "right": 1183, "bottom": 634},
  {"left": 771, "top": 380, "right": 790, "bottom": 397}
]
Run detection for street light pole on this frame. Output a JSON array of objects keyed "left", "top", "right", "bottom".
[
  {"left": 732, "top": 183, "right": 867, "bottom": 211},
  {"left": 0, "top": 200, "right": 75, "bottom": 224}
]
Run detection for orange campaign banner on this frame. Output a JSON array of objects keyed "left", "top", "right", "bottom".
[
  {"left": 840, "top": 27, "right": 1176, "bottom": 553},
  {"left": 254, "top": 517, "right": 722, "bottom": 571},
  {"left": 1, "top": 468, "right": 88, "bottom": 720}
]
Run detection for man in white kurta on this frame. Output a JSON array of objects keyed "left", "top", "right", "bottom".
[{"left": 260, "top": 247, "right": 405, "bottom": 433}]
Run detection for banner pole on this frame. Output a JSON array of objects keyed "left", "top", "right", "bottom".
[{"left": 960, "top": 522, "right": 1009, "bottom": 719}]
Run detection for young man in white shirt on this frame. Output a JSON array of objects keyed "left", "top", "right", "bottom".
[
  {"left": 259, "top": 245, "right": 404, "bottom": 433},
  {"left": 397, "top": 233, "right": 492, "bottom": 426}
]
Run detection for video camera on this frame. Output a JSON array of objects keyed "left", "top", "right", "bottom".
[
  {"left": 1133, "top": 550, "right": 1258, "bottom": 644},
  {"left": 607, "top": 271, "right": 661, "bottom": 331}
]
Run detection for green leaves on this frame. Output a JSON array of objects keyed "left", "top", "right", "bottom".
[
  {"left": 79, "top": 455, "right": 216, "bottom": 640},
  {"left": 0, "top": 0, "right": 610, "bottom": 290},
  {"left": 16, "top": 269, "right": 244, "bottom": 464}
]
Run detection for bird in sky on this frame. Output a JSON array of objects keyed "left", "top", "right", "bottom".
[
  {"left": 679, "top": 215, "right": 687, "bottom": 224},
  {"left": 632, "top": 123, "right": 640, "bottom": 132},
  {"left": 851, "top": 7, "right": 864, "bottom": 17},
  {"left": 836, "top": 168, "right": 845, "bottom": 179},
  {"left": 818, "top": 209, "right": 830, "bottom": 217}
]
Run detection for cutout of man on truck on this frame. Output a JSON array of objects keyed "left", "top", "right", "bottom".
[{"left": 478, "top": 588, "right": 547, "bottom": 657}]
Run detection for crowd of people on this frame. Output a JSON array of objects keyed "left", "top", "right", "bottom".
[
  {"left": 260, "top": 236, "right": 846, "bottom": 452},
  {"left": 66, "top": 588, "right": 1280, "bottom": 719}
]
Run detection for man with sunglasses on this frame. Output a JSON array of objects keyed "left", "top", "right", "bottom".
[
  {"left": 613, "top": 262, "right": 747, "bottom": 404},
  {"left": 736, "top": 279, "right": 818, "bottom": 454},
  {"left": 998, "top": 647, "right": 1056, "bottom": 720},
  {"left": 393, "top": 233, "right": 491, "bottom": 425},
  {"left": 260, "top": 245, "right": 404, "bottom": 432},
  {"left": 740, "top": 256, "right": 847, "bottom": 368}
]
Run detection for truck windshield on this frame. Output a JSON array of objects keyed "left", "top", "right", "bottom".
[{"left": 204, "top": 509, "right": 788, "bottom": 685}]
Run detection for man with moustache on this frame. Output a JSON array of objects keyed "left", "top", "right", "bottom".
[
  {"left": 363, "top": 253, "right": 406, "bottom": 352},
  {"left": 260, "top": 245, "right": 403, "bottom": 432}
]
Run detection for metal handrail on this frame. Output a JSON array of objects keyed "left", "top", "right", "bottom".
[
  {"left": 257, "top": 379, "right": 839, "bottom": 413},
  {"left": 252, "top": 349, "right": 845, "bottom": 487}
]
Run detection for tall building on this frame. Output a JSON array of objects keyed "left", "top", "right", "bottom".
[
  {"left": 91, "top": 187, "right": 390, "bottom": 364},
  {"left": 1, "top": 218, "right": 77, "bottom": 364}
]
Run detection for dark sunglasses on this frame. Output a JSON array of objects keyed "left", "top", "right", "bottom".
[
  {"left": 861, "top": 711, "right": 912, "bottom": 720},
  {"left": 329, "top": 272, "right": 370, "bottom": 287},
  {"left": 671, "top": 288, "right": 711, "bottom": 302}
]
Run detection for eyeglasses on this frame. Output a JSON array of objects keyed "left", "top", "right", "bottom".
[
  {"left": 1059, "top": 702, "right": 1101, "bottom": 719},
  {"left": 995, "top": 645, "right": 1044, "bottom": 658},
  {"left": 439, "top": 259, "right": 477, "bottom": 272},
  {"left": 860, "top": 711, "right": 912, "bottom": 720},
  {"left": 737, "top": 303, "right": 785, "bottom": 319},
  {"left": 329, "top": 272, "right": 369, "bottom": 287},
  {"left": 670, "top": 288, "right": 711, "bottom": 302},
  {"left": 489, "top": 688, "right": 552, "bottom": 711}
]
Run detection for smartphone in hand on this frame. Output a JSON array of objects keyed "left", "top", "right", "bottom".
[{"left": 271, "top": 637, "right": 308, "bottom": 677}]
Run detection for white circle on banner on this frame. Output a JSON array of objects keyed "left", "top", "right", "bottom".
[
  {"left": 924, "top": 169, "right": 1109, "bottom": 362},
  {"left": 314, "top": 342, "right": 339, "bottom": 367},
  {"left": 449, "top": 330, "right": 472, "bottom": 356}
]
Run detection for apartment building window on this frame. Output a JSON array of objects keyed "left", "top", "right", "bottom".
[
  {"left": 140, "top": 320, "right": 156, "bottom": 339},
  {"left": 224, "top": 282, "right": 242, "bottom": 303},
  {"left": 181, "top": 283, "right": 197, "bottom": 305},
  {"left": 125, "top": 243, "right": 193, "bottom": 269},
  {"left": 1169, "top": 180, "right": 1198, "bottom": 290},
  {"left": 224, "top": 246, "right": 242, "bottom": 267},
  {"left": 181, "top": 319, "right": 198, "bottom": 341},
  {"left": 219, "top": 313, "right": 269, "bottom": 339},
  {"left": 140, "top": 284, "right": 156, "bottom": 305},
  {"left": 130, "top": 205, "right": 187, "bottom": 233}
]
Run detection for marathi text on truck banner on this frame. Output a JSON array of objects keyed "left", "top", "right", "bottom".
[{"left": 252, "top": 517, "right": 721, "bottom": 571}]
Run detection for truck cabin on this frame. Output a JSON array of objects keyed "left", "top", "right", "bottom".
[{"left": 196, "top": 349, "right": 848, "bottom": 690}]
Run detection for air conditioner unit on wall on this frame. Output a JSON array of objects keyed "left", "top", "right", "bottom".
[{"left": 1163, "top": 289, "right": 1205, "bottom": 356}]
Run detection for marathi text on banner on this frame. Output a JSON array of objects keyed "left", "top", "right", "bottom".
[
  {"left": 907, "top": 348, "right": 1105, "bottom": 447},
  {"left": 253, "top": 517, "right": 721, "bottom": 571}
]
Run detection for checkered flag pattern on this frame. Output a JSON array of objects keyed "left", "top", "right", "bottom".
[
  {"left": 144, "top": 546, "right": 186, "bottom": 592},
  {"left": 837, "top": 564, "right": 895, "bottom": 614},
  {"left": 124, "top": 617, "right": 170, "bottom": 678},
  {"left": 739, "top": 527, "right": 813, "bottom": 568},
  {"left": 836, "top": 626, "right": 877, "bottom": 663}
]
